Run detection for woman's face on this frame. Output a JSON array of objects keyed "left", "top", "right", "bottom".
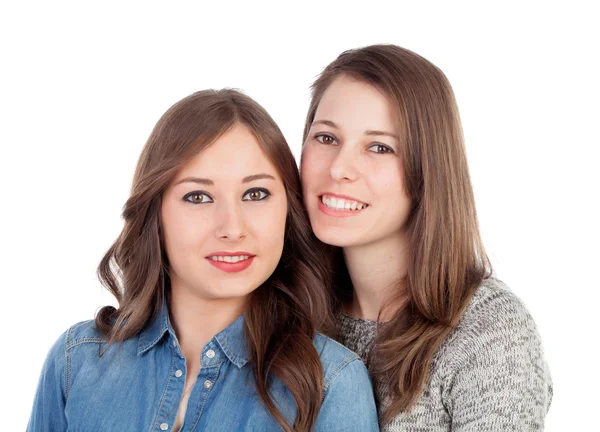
[
  {"left": 161, "top": 124, "right": 288, "bottom": 302},
  {"left": 301, "top": 75, "right": 411, "bottom": 249}
]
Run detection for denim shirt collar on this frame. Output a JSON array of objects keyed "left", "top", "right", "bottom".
[{"left": 137, "top": 298, "right": 249, "bottom": 368}]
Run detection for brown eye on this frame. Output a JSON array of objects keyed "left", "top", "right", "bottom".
[
  {"left": 242, "top": 188, "right": 270, "bottom": 201},
  {"left": 316, "top": 134, "right": 338, "bottom": 145},
  {"left": 367, "top": 143, "right": 394, "bottom": 154},
  {"left": 183, "top": 191, "right": 213, "bottom": 204}
]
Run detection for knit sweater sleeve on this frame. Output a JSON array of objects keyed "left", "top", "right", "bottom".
[{"left": 442, "top": 283, "right": 553, "bottom": 431}]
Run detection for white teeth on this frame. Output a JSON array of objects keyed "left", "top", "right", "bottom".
[
  {"left": 209, "top": 255, "right": 251, "bottom": 262},
  {"left": 320, "top": 195, "right": 368, "bottom": 211}
]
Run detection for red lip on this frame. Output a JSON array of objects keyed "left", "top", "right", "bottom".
[
  {"left": 206, "top": 256, "right": 255, "bottom": 273},
  {"left": 317, "top": 196, "right": 368, "bottom": 218},
  {"left": 206, "top": 251, "right": 255, "bottom": 257},
  {"left": 319, "top": 192, "right": 367, "bottom": 204}
]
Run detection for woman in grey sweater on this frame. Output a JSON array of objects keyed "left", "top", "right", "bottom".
[{"left": 300, "top": 44, "right": 552, "bottom": 431}]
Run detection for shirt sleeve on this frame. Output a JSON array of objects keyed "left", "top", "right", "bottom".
[
  {"left": 445, "top": 295, "right": 553, "bottom": 431},
  {"left": 315, "top": 357, "right": 380, "bottom": 431},
  {"left": 27, "top": 329, "right": 69, "bottom": 432}
]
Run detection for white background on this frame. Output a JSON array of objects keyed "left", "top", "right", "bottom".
[{"left": 1, "top": 1, "right": 598, "bottom": 430}]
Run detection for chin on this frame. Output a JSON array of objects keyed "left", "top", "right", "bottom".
[
  {"left": 312, "top": 225, "right": 358, "bottom": 248},
  {"left": 217, "top": 280, "right": 262, "bottom": 298}
]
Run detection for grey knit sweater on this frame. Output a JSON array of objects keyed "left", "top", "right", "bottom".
[{"left": 336, "top": 278, "right": 553, "bottom": 431}]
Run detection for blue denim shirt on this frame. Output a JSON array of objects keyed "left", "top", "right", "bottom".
[{"left": 27, "top": 303, "right": 379, "bottom": 431}]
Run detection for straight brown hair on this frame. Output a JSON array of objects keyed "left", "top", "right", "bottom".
[
  {"left": 96, "top": 89, "right": 334, "bottom": 431},
  {"left": 302, "top": 44, "right": 491, "bottom": 423}
]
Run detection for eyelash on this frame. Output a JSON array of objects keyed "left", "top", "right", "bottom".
[
  {"left": 242, "top": 188, "right": 270, "bottom": 201},
  {"left": 314, "top": 133, "right": 394, "bottom": 154},
  {"left": 183, "top": 191, "right": 213, "bottom": 204},
  {"left": 315, "top": 133, "right": 338, "bottom": 145},
  {"left": 367, "top": 143, "right": 394, "bottom": 154},
  {"left": 182, "top": 188, "right": 271, "bottom": 205}
]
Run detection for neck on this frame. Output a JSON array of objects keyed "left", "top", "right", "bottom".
[
  {"left": 343, "top": 230, "right": 409, "bottom": 322},
  {"left": 168, "top": 279, "right": 247, "bottom": 363}
]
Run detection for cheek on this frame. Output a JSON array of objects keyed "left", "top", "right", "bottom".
[
  {"left": 370, "top": 162, "right": 409, "bottom": 204},
  {"left": 383, "top": 169, "right": 411, "bottom": 222},
  {"left": 252, "top": 200, "right": 287, "bottom": 255},
  {"left": 301, "top": 146, "right": 328, "bottom": 187},
  {"left": 162, "top": 205, "right": 211, "bottom": 260}
]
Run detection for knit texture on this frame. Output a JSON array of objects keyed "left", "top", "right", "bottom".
[{"left": 336, "top": 278, "right": 553, "bottom": 431}]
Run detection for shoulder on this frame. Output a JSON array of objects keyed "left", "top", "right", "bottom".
[
  {"left": 65, "top": 319, "right": 109, "bottom": 347},
  {"left": 434, "top": 278, "right": 553, "bottom": 423},
  {"left": 312, "top": 333, "right": 369, "bottom": 392},
  {"left": 43, "top": 320, "right": 111, "bottom": 381},
  {"left": 35, "top": 320, "right": 110, "bottom": 398},
  {"left": 44, "top": 319, "right": 107, "bottom": 361},
  {"left": 456, "top": 277, "right": 539, "bottom": 344},
  {"left": 311, "top": 334, "right": 379, "bottom": 430},
  {"left": 437, "top": 277, "right": 552, "bottom": 394},
  {"left": 441, "top": 278, "right": 543, "bottom": 356}
]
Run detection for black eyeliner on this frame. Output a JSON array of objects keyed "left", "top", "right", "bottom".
[{"left": 182, "top": 190, "right": 213, "bottom": 204}]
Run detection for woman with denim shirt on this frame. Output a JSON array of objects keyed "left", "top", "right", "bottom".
[{"left": 27, "top": 89, "right": 379, "bottom": 431}]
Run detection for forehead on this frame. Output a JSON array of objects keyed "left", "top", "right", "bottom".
[
  {"left": 315, "top": 75, "right": 397, "bottom": 132},
  {"left": 177, "top": 124, "right": 279, "bottom": 180}
]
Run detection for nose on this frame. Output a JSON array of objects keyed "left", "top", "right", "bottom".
[
  {"left": 215, "top": 200, "right": 246, "bottom": 242},
  {"left": 329, "top": 145, "right": 358, "bottom": 183}
]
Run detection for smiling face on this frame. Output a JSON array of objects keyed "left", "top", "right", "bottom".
[
  {"left": 161, "top": 124, "right": 288, "bottom": 302},
  {"left": 300, "top": 75, "right": 412, "bottom": 249}
]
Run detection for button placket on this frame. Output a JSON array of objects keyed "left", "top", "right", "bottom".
[
  {"left": 152, "top": 347, "right": 187, "bottom": 432},
  {"left": 185, "top": 361, "right": 222, "bottom": 431}
]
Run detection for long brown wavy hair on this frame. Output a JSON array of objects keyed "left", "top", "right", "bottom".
[
  {"left": 302, "top": 44, "right": 492, "bottom": 422},
  {"left": 96, "top": 89, "right": 334, "bottom": 431}
]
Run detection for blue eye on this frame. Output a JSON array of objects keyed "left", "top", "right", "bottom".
[
  {"left": 183, "top": 191, "right": 213, "bottom": 204},
  {"left": 367, "top": 143, "right": 394, "bottom": 154},
  {"left": 315, "top": 134, "right": 338, "bottom": 145},
  {"left": 242, "top": 188, "right": 270, "bottom": 201}
]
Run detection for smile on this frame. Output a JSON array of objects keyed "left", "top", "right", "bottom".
[
  {"left": 206, "top": 252, "right": 255, "bottom": 273},
  {"left": 320, "top": 194, "right": 369, "bottom": 211},
  {"left": 318, "top": 194, "right": 369, "bottom": 218}
]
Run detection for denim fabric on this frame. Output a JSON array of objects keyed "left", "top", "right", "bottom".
[{"left": 27, "top": 303, "right": 379, "bottom": 431}]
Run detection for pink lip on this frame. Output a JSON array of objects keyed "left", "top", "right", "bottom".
[
  {"left": 317, "top": 195, "right": 368, "bottom": 218},
  {"left": 206, "top": 252, "right": 256, "bottom": 273}
]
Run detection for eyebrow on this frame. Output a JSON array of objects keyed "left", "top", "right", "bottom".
[
  {"left": 312, "top": 119, "right": 398, "bottom": 140},
  {"left": 242, "top": 173, "right": 276, "bottom": 184},
  {"left": 174, "top": 173, "right": 276, "bottom": 186}
]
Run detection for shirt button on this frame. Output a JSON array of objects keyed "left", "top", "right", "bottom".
[
  {"left": 206, "top": 349, "right": 215, "bottom": 359},
  {"left": 175, "top": 369, "right": 183, "bottom": 378},
  {"left": 203, "top": 380, "right": 213, "bottom": 389},
  {"left": 160, "top": 422, "right": 169, "bottom": 430}
]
